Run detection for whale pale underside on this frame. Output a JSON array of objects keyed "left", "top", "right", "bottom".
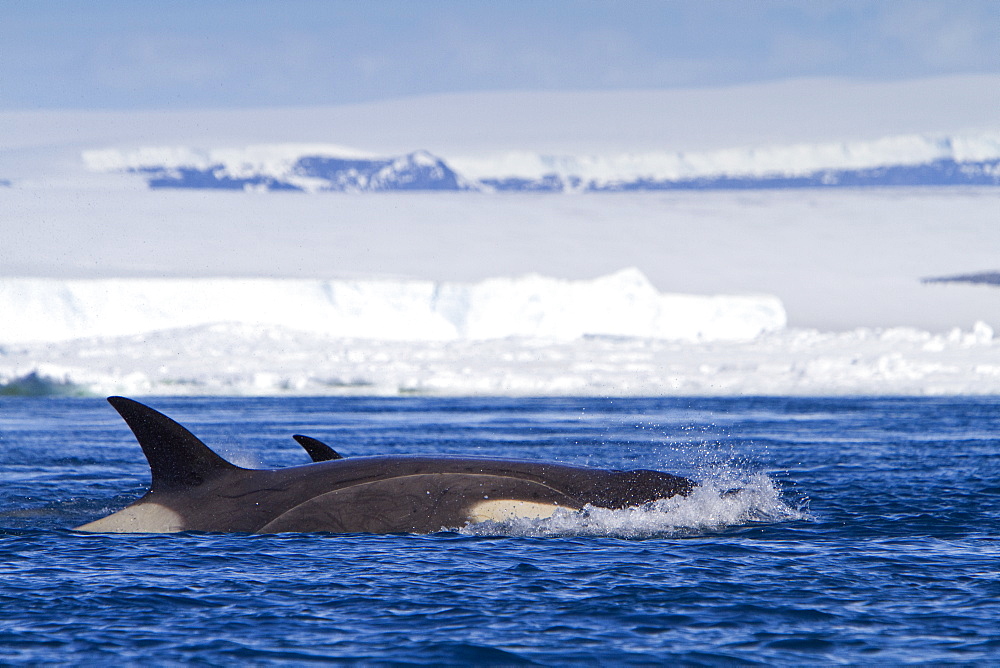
[{"left": 76, "top": 397, "right": 694, "bottom": 534}]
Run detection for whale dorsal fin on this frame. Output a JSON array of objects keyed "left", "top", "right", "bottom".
[
  {"left": 107, "top": 396, "right": 240, "bottom": 491},
  {"left": 292, "top": 434, "right": 343, "bottom": 462}
]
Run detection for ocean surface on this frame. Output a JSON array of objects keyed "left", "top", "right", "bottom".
[{"left": 1, "top": 396, "right": 999, "bottom": 665}]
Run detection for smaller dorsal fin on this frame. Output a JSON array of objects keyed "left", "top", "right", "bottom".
[
  {"left": 107, "top": 397, "right": 240, "bottom": 491},
  {"left": 292, "top": 434, "right": 343, "bottom": 462}
]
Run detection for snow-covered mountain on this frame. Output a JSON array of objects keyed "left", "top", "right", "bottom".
[
  {"left": 83, "top": 131, "right": 1000, "bottom": 192},
  {"left": 83, "top": 146, "right": 470, "bottom": 192}
]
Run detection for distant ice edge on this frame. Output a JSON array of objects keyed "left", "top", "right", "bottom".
[
  {"left": 3, "top": 321, "right": 996, "bottom": 397},
  {"left": 83, "top": 130, "right": 1000, "bottom": 192}
]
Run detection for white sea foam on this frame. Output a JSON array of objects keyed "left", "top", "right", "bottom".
[
  {"left": 0, "top": 269, "right": 784, "bottom": 345},
  {"left": 457, "top": 474, "right": 805, "bottom": 538}
]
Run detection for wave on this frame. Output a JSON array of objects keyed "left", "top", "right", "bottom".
[
  {"left": 457, "top": 474, "right": 806, "bottom": 539},
  {"left": 0, "top": 371, "right": 87, "bottom": 397}
]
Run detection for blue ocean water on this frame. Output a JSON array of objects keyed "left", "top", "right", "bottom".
[{"left": 1, "top": 396, "right": 999, "bottom": 665}]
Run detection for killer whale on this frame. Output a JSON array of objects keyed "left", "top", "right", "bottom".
[{"left": 75, "top": 397, "right": 694, "bottom": 534}]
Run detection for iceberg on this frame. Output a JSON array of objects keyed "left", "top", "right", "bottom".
[{"left": 0, "top": 269, "right": 785, "bottom": 345}]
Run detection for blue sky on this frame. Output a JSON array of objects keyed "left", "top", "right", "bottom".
[{"left": 2, "top": 0, "right": 999, "bottom": 110}]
